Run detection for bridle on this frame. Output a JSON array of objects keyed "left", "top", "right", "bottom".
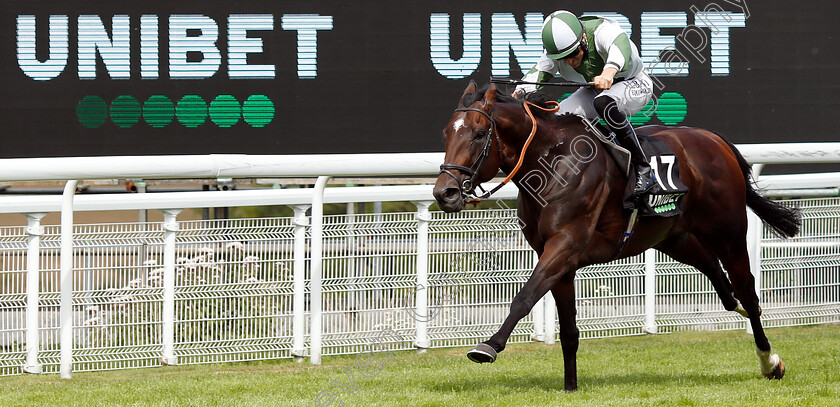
[
  {"left": 438, "top": 107, "right": 503, "bottom": 201},
  {"left": 439, "top": 100, "right": 560, "bottom": 202}
]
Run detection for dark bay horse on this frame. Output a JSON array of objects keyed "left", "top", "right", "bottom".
[{"left": 432, "top": 81, "right": 800, "bottom": 391}]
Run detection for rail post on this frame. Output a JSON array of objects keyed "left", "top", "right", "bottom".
[
  {"left": 59, "top": 180, "right": 79, "bottom": 379},
  {"left": 532, "top": 252, "right": 545, "bottom": 342},
  {"left": 532, "top": 296, "right": 545, "bottom": 342},
  {"left": 412, "top": 201, "right": 433, "bottom": 353},
  {"left": 160, "top": 209, "right": 181, "bottom": 366},
  {"left": 746, "top": 210, "right": 763, "bottom": 335},
  {"left": 746, "top": 164, "right": 765, "bottom": 334},
  {"left": 23, "top": 212, "right": 47, "bottom": 374},
  {"left": 643, "top": 249, "right": 658, "bottom": 334},
  {"left": 310, "top": 176, "right": 330, "bottom": 365},
  {"left": 544, "top": 291, "right": 556, "bottom": 345},
  {"left": 290, "top": 204, "right": 310, "bottom": 363}
]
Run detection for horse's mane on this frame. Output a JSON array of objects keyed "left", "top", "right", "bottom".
[{"left": 460, "top": 84, "right": 576, "bottom": 122}]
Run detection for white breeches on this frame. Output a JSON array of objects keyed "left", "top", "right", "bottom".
[{"left": 556, "top": 72, "right": 654, "bottom": 120}]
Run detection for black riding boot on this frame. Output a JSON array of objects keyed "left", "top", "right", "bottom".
[
  {"left": 614, "top": 122, "right": 656, "bottom": 195},
  {"left": 593, "top": 95, "right": 656, "bottom": 195}
]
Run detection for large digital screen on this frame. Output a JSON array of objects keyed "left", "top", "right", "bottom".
[{"left": 0, "top": 1, "right": 836, "bottom": 157}]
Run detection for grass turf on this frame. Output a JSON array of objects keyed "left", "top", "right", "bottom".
[{"left": 1, "top": 324, "right": 838, "bottom": 406}]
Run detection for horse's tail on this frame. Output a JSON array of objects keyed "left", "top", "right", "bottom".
[{"left": 718, "top": 135, "right": 801, "bottom": 238}]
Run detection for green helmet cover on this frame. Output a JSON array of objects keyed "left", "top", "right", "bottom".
[{"left": 542, "top": 10, "right": 584, "bottom": 59}]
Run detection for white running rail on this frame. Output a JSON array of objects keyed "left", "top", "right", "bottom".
[{"left": 0, "top": 143, "right": 837, "bottom": 378}]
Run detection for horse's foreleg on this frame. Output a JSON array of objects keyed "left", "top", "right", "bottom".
[
  {"left": 467, "top": 235, "right": 579, "bottom": 364},
  {"left": 466, "top": 269, "right": 558, "bottom": 363},
  {"left": 552, "top": 275, "right": 579, "bottom": 391}
]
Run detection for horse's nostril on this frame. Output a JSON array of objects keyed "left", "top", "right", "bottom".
[{"left": 443, "top": 188, "right": 461, "bottom": 201}]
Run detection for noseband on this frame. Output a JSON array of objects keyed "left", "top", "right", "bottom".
[
  {"left": 439, "top": 100, "right": 560, "bottom": 202},
  {"left": 439, "top": 107, "right": 504, "bottom": 200}
]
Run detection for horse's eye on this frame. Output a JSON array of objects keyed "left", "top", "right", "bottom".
[{"left": 475, "top": 130, "right": 488, "bottom": 140}]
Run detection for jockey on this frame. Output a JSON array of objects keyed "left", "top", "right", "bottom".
[{"left": 513, "top": 10, "right": 656, "bottom": 195}]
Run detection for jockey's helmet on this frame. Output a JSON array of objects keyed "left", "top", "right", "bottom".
[{"left": 541, "top": 10, "right": 584, "bottom": 59}]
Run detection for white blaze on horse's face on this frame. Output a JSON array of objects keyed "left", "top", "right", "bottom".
[{"left": 452, "top": 117, "right": 466, "bottom": 134}]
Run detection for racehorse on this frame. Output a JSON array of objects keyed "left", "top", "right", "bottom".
[{"left": 432, "top": 81, "right": 800, "bottom": 391}]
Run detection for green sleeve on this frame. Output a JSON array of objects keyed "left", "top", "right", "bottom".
[
  {"left": 522, "top": 67, "right": 555, "bottom": 90},
  {"left": 610, "top": 33, "right": 632, "bottom": 72}
]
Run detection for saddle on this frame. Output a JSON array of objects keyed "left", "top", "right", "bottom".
[{"left": 581, "top": 118, "right": 688, "bottom": 217}]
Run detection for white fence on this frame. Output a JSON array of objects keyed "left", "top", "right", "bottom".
[{"left": 0, "top": 145, "right": 839, "bottom": 378}]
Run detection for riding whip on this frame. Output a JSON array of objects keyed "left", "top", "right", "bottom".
[{"left": 490, "top": 77, "right": 594, "bottom": 87}]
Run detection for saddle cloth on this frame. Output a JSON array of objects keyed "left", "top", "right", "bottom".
[{"left": 582, "top": 119, "right": 688, "bottom": 217}]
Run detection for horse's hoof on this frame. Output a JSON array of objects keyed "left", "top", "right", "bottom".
[
  {"left": 467, "top": 343, "right": 497, "bottom": 363},
  {"left": 763, "top": 358, "right": 785, "bottom": 380}
]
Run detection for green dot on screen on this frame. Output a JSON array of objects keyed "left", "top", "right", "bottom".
[
  {"left": 209, "top": 95, "right": 241, "bottom": 128},
  {"left": 110, "top": 95, "right": 141, "bottom": 128},
  {"left": 176, "top": 95, "right": 207, "bottom": 128},
  {"left": 656, "top": 92, "right": 687, "bottom": 125},
  {"left": 630, "top": 99, "right": 655, "bottom": 126},
  {"left": 243, "top": 95, "right": 274, "bottom": 128},
  {"left": 143, "top": 95, "right": 175, "bottom": 128},
  {"left": 77, "top": 96, "right": 107, "bottom": 129}
]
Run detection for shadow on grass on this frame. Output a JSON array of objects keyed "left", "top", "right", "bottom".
[{"left": 425, "top": 369, "right": 751, "bottom": 393}]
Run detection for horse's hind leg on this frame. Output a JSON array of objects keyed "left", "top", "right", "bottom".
[
  {"left": 710, "top": 239, "right": 786, "bottom": 379},
  {"left": 655, "top": 234, "right": 746, "bottom": 315}
]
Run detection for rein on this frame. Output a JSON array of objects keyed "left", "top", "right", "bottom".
[{"left": 439, "top": 100, "right": 560, "bottom": 202}]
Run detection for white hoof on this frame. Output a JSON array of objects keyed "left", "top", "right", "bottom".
[{"left": 757, "top": 349, "right": 785, "bottom": 379}]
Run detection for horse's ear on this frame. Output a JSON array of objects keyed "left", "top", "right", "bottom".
[
  {"left": 482, "top": 83, "right": 497, "bottom": 108},
  {"left": 462, "top": 80, "right": 477, "bottom": 99}
]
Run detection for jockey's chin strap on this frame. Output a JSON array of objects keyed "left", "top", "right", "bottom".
[{"left": 439, "top": 100, "right": 560, "bottom": 203}]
